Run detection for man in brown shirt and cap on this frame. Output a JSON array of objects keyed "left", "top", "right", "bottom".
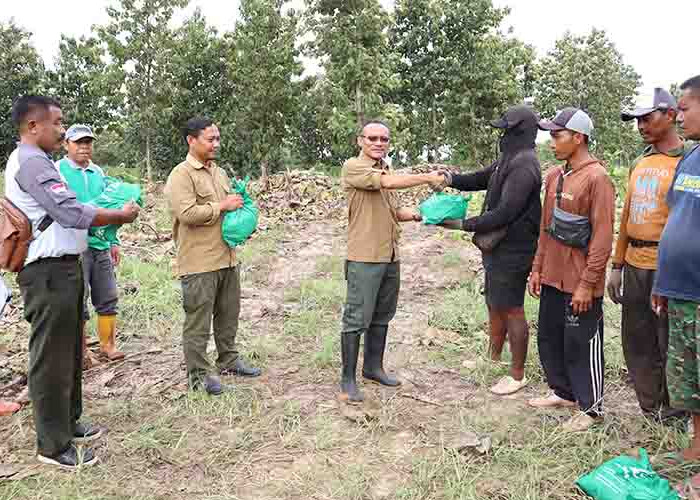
[
  {"left": 527, "top": 108, "right": 615, "bottom": 432},
  {"left": 339, "top": 120, "right": 444, "bottom": 403}
]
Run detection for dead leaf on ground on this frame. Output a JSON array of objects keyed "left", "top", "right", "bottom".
[
  {"left": 442, "top": 429, "right": 492, "bottom": 456},
  {"left": 339, "top": 397, "right": 381, "bottom": 424},
  {"left": 0, "top": 464, "right": 40, "bottom": 481},
  {"left": 419, "top": 327, "right": 462, "bottom": 347}
]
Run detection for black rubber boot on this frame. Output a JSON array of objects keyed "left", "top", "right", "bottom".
[
  {"left": 363, "top": 325, "right": 401, "bottom": 387},
  {"left": 340, "top": 332, "right": 363, "bottom": 404}
]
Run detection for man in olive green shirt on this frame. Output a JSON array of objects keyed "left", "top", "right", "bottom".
[
  {"left": 339, "top": 119, "right": 444, "bottom": 403},
  {"left": 165, "top": 117, "right": 260, "bottom": 395}
]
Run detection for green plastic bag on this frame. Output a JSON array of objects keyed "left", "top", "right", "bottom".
[
  {"left": 88, "top": 176, "right": 143, "bottom": 244},
  {"left": 222, "top": 176, "right": 259, "bottom": 248},
  {"left": 418, "top": 193, "right": 470, "bottom": 225},
  {"left": 576, "top": 448, "right": 679, "bottom": 500}
]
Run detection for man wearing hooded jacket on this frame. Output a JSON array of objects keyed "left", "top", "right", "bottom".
[{"left": 440, "top": 105, "right": 542, "bottom": 396}]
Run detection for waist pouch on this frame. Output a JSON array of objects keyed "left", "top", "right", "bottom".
[
  {"left": 547, "top": 169, "right": 592, "bottom": 249},
  {"left": 548, "top": 206, "right": 591, "bottom": 248}
]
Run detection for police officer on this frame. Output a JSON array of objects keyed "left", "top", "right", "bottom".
[{"left": 5, "top": 96, "right": 139, "bottom": 468}]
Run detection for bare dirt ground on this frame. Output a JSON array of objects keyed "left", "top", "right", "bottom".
[{"left": 0, "top": 192, "right": 696, "bottom": 499}]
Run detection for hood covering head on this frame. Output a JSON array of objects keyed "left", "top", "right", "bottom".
[
  {"left": 491, "top": 105, "right": 539, "bottom": 156},
  {"left": 481, "top": 105, "right": 542, "bottom": 213}
]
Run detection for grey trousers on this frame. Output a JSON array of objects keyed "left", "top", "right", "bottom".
[{"left": 82, "top": 247, "right": 118, "bottom": 320}]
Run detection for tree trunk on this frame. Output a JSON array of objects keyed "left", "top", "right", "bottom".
[
  {"left": 260, "top": 159, "right": 269, "bottom": 192},
  {"left": 145, "top": 134, "right": 152, "bottom": 183},
  {"left": 431, "top": 101, "right": 438, "bottom": 162},
  {"left": 355, "top": 84, "right": 364, "bottom": 130}
]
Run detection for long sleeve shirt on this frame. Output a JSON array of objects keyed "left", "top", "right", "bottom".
[
  {"left": 450, "top": 152, "right": 541, "bottom": 273},
  {"left": 165, "top": 154, "right": 236, "bottom": 277},
  {"left": 341, "top": 153, "right": 401, "bottom": 263},
  {"left": 532, "top": 158, "right": 615, "bottom": 297}
]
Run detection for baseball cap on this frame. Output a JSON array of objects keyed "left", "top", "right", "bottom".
[
  {"left": 620, "top": 87, "right": 677, "bottom": 121},
  {"left": 490, "top": 105, "right": 540, "bottom": 129},
  {"left": 538, "top": 107, "right": 594, "bottom": 136},
  {"left": 65, "top": 124, "right": 96, "bottom": 142}
]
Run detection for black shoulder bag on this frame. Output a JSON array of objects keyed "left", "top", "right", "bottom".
[
  {"left": 471, "top": 165, "right": 508, "bottom": 253},
  {"left": 471, "top": 205, "right": 508, "bottom": 253},
  {"left": 546, "top": 169, "right": 591, "bottom": 249}
]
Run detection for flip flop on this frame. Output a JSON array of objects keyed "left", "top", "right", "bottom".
[
  {"left": 490, "top": 376, "right": 528, "bottom": 396},
  {"left": 0, "top": 400, "right": 21, "bottom": 416}
]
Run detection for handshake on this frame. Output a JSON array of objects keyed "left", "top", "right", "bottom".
[{"left": 428, "top": 169, "right": 453, "bottom": 192}]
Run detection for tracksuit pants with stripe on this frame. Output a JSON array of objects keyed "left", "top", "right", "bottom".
[{"left": 537, "top": 285, "right": 604, "bottom": 417}]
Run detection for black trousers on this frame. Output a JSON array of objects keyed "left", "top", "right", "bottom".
[
  {"left": 621, "top": 264, "right": 676, "bottom": 416},
  {"left": 537, "top": 285, "right": 604, "bottom": 416},
  {"left": 18, "top": 256, "right": 84, "bottom": 457}
]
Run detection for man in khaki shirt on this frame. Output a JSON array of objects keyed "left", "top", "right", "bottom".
[
  {"left": 339, "top": 119, "right": 444, "bottom": 403},
  {"left": 165, "top": 117, "right": 261, "bottom": 396}
]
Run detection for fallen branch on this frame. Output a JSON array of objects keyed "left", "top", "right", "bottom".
[
  {"left": 400, "top": 393, "right": 444, "bottom": 407},
  {"left": 84, "top": 349, "right": 164, "bottom": 373},
  {"left": 0, "top": 375, "right": 26, "bottom": 394},
  {"left": 140, "top": 222, "right": 162, "bottom": 242}
]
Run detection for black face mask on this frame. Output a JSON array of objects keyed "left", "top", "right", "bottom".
[{"left": 495, "top": 106, "right": 539, "bottom": 155}]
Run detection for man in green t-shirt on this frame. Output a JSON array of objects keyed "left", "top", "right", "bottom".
[{"left": 58, "top": 124, "right": 124, "bottom": 367}]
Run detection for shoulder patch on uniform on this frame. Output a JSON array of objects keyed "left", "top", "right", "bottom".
[{"left": 50, "top": 182, "right": 67, "bottom": 194}]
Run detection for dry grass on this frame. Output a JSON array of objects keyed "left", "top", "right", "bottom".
[{"left": 0, "top": 191, "right": 696, "bottom": 500}]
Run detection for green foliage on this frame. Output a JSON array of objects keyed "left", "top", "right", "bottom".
[
  {"left": 304, "top": 0, "right": 400, "bottom": 162},
  {"left": 0, "top": 21, "right": 45, "bottom": 160},
  {"left": 163, "top": 9, "right": 233, "bottom": 173},
  {"left": 391, "top": 0, "right": 535, "bottom": 166},
  {"left": 224, "top": 0, "right": 303, "bottom": 177},
  {"left": 96, "top": 0, "right": 189, "bottom": 180},
  {"left": 46, "top": 35, "right": 118, "bottom": 131},
  {"left": 0, "top": 2, "right": 654, "bottom": 178},
  {"left": 533, "top": 29, "right": 642, "bottom": 167}
]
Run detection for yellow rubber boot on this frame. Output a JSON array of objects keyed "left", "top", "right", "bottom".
[{"left": 98, "top": 315, "right": 125, "bottom": 361}]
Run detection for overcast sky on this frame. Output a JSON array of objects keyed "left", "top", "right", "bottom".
[{"left": 2, "top": 0, "right": 698, "bottom": 104}]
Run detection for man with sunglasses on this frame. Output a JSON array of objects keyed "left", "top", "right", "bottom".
[
  {"left": 338, "top": 120, "right": 445, "bottom": 403},
  {"left": 607, "top": 88, "right": 690, "bottom": 424}
]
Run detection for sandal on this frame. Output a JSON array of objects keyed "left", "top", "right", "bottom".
[
  {"left": 676, "top": 474, "right": 700, "bottom": 500},
  {"left": 0, "top": 400, "right": 20, "bottom": 416}
]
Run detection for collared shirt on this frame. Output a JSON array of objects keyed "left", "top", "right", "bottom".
[
  {"left": 532, "top": 157, "right": 615, "bottom": 298},
  {"left": 4, "top": 144, "right": 95, "bottom": 265},
  {"left": 341, "top": 153, "right": 401, "bottom": 263},
  {"left": 165, "top": 153, "right": 235, "bottom": 277},
  {"left": 57, "top": 157, "right": 113, "bottom": 251},
  {"left": 612, "top": 142, "right": 691, "bottom": 270}
]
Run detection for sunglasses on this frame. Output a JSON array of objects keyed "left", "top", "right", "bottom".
[{"left": 361, "top": 135, "right": 390, "bottom": 144}]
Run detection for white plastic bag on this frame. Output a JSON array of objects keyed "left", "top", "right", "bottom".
[{"left": 0, "top": 275, "right": 11, "bottom": 319}]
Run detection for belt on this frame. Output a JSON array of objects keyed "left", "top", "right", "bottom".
[
  {"left": 629, "top": 238, "right": 658, "bottom": 248},
  {"left": 33, "top": 255, "right": 80, "bottom": 265}
]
